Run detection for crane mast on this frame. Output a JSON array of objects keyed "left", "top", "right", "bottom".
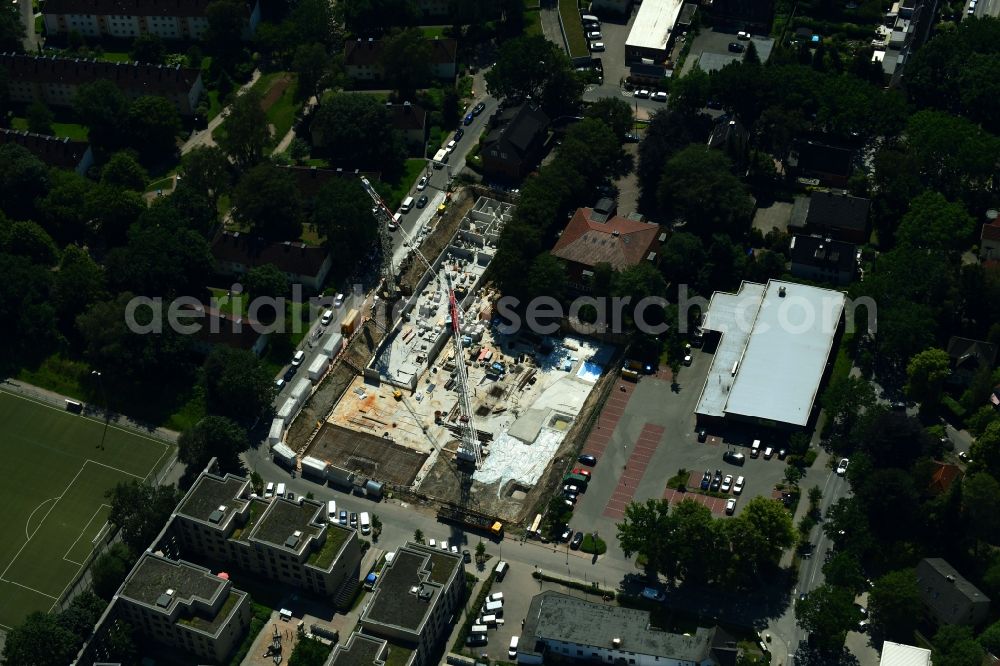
[{"left": 359, "top": 176, "right": 397, "bottom": 297}]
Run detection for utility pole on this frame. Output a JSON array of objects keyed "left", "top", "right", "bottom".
[{"left": 91, "top": 370, "right": 110, "bottom": 451}]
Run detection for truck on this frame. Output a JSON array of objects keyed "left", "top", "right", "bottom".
[
  {"left": 341, "top": 308, "right": 359, "bottom": 336},
  {"left": 437, "top": 504, "right": 504, "bottom": 539},
  {"left": 432, "top": 148, "right": 449, "bottom": 166},
  {"left": 563, "top": 472, "right": 589, "bottom": 487}
]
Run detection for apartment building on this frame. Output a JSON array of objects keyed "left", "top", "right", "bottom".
[
  {"left": 358, "top": 542, "right": 465, "bottom": 666},
  {"left": 42, "top": 0, "right": 261, "bottom": 40},
  {"left": 169, "top": 470, "right": 362, "bottom": 600},
  {"left": 117, "top": 554, "right": 252, "bottom": 664},
  {"left": 0, "top": 53, "right": 203, "bottom": 116},
  {"left": 344, "top": 37, "right": 457, "bottom": 82},
  {"left": 0, "top": 128, "right": 93, "bottom": 175}
]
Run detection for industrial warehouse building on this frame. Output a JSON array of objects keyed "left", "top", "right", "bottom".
[{"left": 694, "top": 280, "right": 846, "bottom": 430}]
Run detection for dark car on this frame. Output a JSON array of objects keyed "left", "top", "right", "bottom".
[
  {"left": 728, "top": 42, "right": 746, "bottom": 53},
  {"left": 723, "top": 450, "right": 746, "bottom": 466},
  {"left": 777, "top": 448, "right": 788, "bottom": 460},
  {"left": 349, "top": 512, "right": 358, "bottom": 528},
  {"left": 697, "top": 428, "right": 708, "bottom": 442},
  {"left": 700, "top": 470, "right": 711, "bottom": 490},
  {"left": 463, "top": 113, "right": 475, "bottom": 125},
  {"left": 564, "top": 492, "right": 577, "bottom": 503},
  {"left": 466, "top": 634, "right": 488, "bottom": 647},
  {"left": 463, "top": 549, "right": 472, "bottom": 563},
  {"left": 339, "top": 510, "right": 347, "bottom": 526},
  {"left": 710, "top": 470, "right": 722, "bottom": 491},
  {"left": 283, "top": 366, "right": 297, "bottom": 382},
  {"left": 416, "top": 194, "right": 429, "bottom": 209},
  {"left": 570, "top": 531, "right": 585, "bottom": 550},
  {"left": 454, "top": 128, "right": 465, "bottom": 141},
  {"left": 472, "top": 101, "right": 486, "bottom": 115},
  {"left": 578, "top": 454, "right": 597, "bottom": 466},
  {"left": 560, "top": 527, "right": 573, "bottom": 542}
]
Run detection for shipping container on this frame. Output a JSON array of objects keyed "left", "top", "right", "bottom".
[
  {"left": 267, "top": 418, "right": 284, "bottom": 446},
  {"left": 341, "top": 309, "right": 359, "bottom": 335},
  {"left": 307, "top": 354, "right": 329, "bottom": 382},
  {"left": 301, "top": 455, "right": 329, "bottom": 479},
  {"left": 321, "top": 332, "right": 344, "bottom": 357},
  {"left": 272, "top": 442, "right": 296, "bottom": 467}
]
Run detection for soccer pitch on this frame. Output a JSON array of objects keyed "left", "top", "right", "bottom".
[{"left": 0, "top": 389, "right": 172, "bottom": 631}]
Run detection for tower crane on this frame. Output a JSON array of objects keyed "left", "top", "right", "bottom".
[{"left": 359, "top": 176, "right": 484, "bottom": 468}]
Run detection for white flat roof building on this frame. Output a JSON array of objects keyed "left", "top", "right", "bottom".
[
  {"left": 879, "top": 641, "right": 932, "bottom": 666},
  {"left": 625, "top": 0, "right": 684, "bottom": 58},
  {"left": 695, "top": 280, "right": 845, "bottom": 428}
]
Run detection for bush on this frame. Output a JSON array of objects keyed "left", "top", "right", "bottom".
[
  {"left": 531, "top": 570, "right": 615, "bottom": 599},
  {"left": 581, "top": 534, "right": 607, "bottom": 555},
  {"left": 229, "top": 602, "right": 272, "bottom": 666},
  {"left": 941, "top": 395, "right": 967, "bottom": 423}
]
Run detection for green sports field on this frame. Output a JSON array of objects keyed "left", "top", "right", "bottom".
[{"left": 0, "top": 390, "right": 171, "bottom": 631}]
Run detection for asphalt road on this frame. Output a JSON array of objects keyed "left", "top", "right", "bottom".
[{"left": 16, "top": 0, "right": 39, "bottom": 52}]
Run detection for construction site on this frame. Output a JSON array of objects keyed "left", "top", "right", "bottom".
[{"left": 289, "top": 189, "right": 616, "bottom": 523}]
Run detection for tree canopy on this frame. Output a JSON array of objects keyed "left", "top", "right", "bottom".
[
  {"left": 106, "top": 480, "right": 182, "bottom": 554},
  {"left": 232, "top": 164, "right": 304, "bottom": 241},
  {"left": 203, "top": 346, "right": 276, "bottom": 423},
  {"left": 178, "top": 415, "right": 250, "bottom": 474},
  {"left": 657, "top": 145, "right": 753, "bottom": 237}
]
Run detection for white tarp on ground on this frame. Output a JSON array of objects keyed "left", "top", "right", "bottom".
[
  {"left": 475, "top": 428, "right": 564, "bottom": 488},
  {"left": 268, "top": 418, "right": 284, "bottom": 445}
]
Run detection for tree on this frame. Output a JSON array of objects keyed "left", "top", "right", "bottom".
[
  {"left": 660, "top": 232, "right": 705, "bottom": 286},
  {"left": 980, "top": 619, "right": 1000, "bottom": 656},
  {"left": 288, "top": 636, "right": 332, "bottom": 666},
  {"left": 868, "top": 569, "right": 920, "bottom": 641},
  {"left": 547, "top": 495, "right": 573, "bottom": 531},
  {"left": 58, "top": 590, "right": 106, "bottom": 638},
  {"left": 243, "top": 263, "right": 289, "bottom": 300},
  {"left": 2, "top": 219, "right": 59, "bottom": 266},
  {"left": 126, "top": 96, "right": 181, "bottom": 163},
  {"left": 670, "top": 67, "right": 710, "bottom": 115},
  {"left": 905, "top": 347, "right": 951, "bottom": 406},
  {"left": 485, "top": 35, "right": 582, "bottom": 116},
  {"left": 378, "top": 29, "right": 430, "bottom": 98},
  {"left": 616, "top": 499, "right": 673, "bottom": 577},
  {"left": 312, "top": 177, "right": 378, "bottom": 259},
  {"left": 106, "top": 480, "right": 181, "bottom": 555},
  {"left": 84, "top": 184, "right": 145, "bottom": 246},
  {"left": 53, "top": 245, "right": 106, "bottom": 328},
  {"left": 203, "top": 346, "right": 276, "bottom": 422},
  {"left": 1, "top": 612, "right": 80, "bottom": 666},
  {"left": 178, "top": 416, "right": 249, "bottom": 474},
  {"left": 821, "top": 374, "right": 876, "bottom": 449},
  {"left": 216, "top": 89, "right": 270, "bottom": 170},
  {"left": 933, "top": 624, "right": 985, "bottom": 666},
  {"left": 101, "top": 151, "right": 149, "bottom": 192},
  {"left": 969, "top": 421, "right": 1000, "bottom": 479},
  {"left": 896, "top": 191, "right": 975, "bottom": 254},
  {"left": 292, "top": 42, "right": 330, "bottom": 101},
  {"left": 204, "top": 0, "right": 246, "bottom": 64},
  {"left": 105, "top": 223, "right": 213, "bottom": 297},
  {"left": 668, "top": 499, "right": 721, "bottom": 583},
  {"left": 822, "top": 552, "right": 866, "bottom": 593},
  {"left": 232, "top": 164, "right": 303, "bottom": 241},
  {"left": 92, "top": 542, "right": 134, "bottom": 600},
  {"left": 657, "top": 145, "right": 752, "bottom": 237},
  {"left": 0, "top": 144, "right": 49, "bottom": 221},
  {"left": 310, "top": 93, "right": 403, "bottom": 170},
  {"left": 524, "top": 253, "right": 567, "bottom": 303},
  {"left": 130, "top": 32, "right": 166, "bottom": 64},
  {"left": 905, "top": 109, "right": 1000, "bottom": 199},
  {"left": 413, "top": 528, "right": 424, "bottom": 543},
  {"left": 180, "top": 145, "right": 231, "bottom": 206},
  {"left": 728, "top": 496, "right": 795, "bottom": 570},
  {"left": 26, "top": 99, "right": 54, "bottom": 135},
  {"left": 0, "top": 253, "right": 56, "bottom": 368},
  {"left": 74, "top": 80, "right": 130, "bottom": 153},
  {"left": 962, "top": 472, "right": 1000, "bottom": 554},
  {"left": 475, "top": 541, "right": 486, "bottom": 560},
  {"left": 584, "top": 98, "right": 633, "bottom": 142},
  {"left": 795, "top": 584, "right": 861, "bottom": 653},
  {"left": 0, "top": 2, "right": 25, "bottom": 53}
]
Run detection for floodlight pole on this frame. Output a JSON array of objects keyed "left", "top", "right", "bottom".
[{"left": 91, "top": 370, "right": 110, "bottom": 450}]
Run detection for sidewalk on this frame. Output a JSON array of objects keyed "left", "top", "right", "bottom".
[{"left": 180, "top": 69, "right": 262, "bottom": 155}]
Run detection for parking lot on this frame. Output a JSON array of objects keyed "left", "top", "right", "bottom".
[
  {"left": 568, "top": 345, "right": 792, "bottom": 554},
  {"left": 679, "top": 29, "right": 774, "bottom": 77}
]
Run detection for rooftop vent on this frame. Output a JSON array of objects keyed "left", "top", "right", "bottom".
[
  {"left": 778, "top": 286, "right": 787, "bottom": 297},
  {"left": 285, "top": 532, "right": 302, "bottom": 549}
]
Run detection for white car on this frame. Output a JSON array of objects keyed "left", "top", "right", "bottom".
[
  {"left": 635, "top": 89, "right": 650, "bottom": 98},
  {"left": 652, "top": 91, "right": 667, "bottom": 102},
  {"left": 721, "top": 474, "right": 733, "bottom": 493},
  {"left": 725, "top": 498, "right": 737, "bottom": 515},
  {"left": 836, "top": 458, "right": 850, "bottom": 476},
  {"left": 763, "top": 446, "right": 774, "bottom": 459},
  {"left": 586, "top": 31, "right": 603, "bottom": 40},
  {"left": 733, "top": 476, "right": 744, "bottom": 495},
  {"left": 334, "top": 292, "right": 345, "bottom": 308},
  {"left": 737, "top": 30, "right": 751, "bottom": 40},
  {"left": 292, "top": 350, "right": 306, "bottom": 366},
  {"left": 683, "top": 354, "right": 692, "bottom": 366},
  {"left": 590, "top": 41, "right": 605, "bottom": 51},
  {"left": 416, "top": 176, "right": 427, "bottom": 191}
]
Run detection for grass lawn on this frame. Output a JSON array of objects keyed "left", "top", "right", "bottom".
[
  {"left": 0, "top": 390, "right": 171, "bottom": 630},
  {"left": 206, "top": 89, "right": 224, "bottom": 121},
  {"left": 100, "top": 51, "right": 131, "bottom": 62},
  {"left": 420, "top": 25, "right": 448, "bottom": 38},
  {"left": 11, "top": 117, "right": 89, "bottom": 141},
  {"left": 558, "top": 0, "right": 590, "bottom": 58},
  {"left": 251, "top": 72, "right": 301, "bottom": 147},
  {"left": 145, "top": 175, "right": 175, "bottom": 194},
  {"left": 384, "top": 158, "right": 427, "bottom": 211},
  {"left": 524, "top": 6, "right": 544, "bottom": 38}
]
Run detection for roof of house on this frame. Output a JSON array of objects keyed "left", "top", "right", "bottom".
[
  {"left": 928, "top": 461, "right": 962, "bottom": 495},
  {"left": 982, "top": 221, "right": 1000, "bottom": 243},
  {"left": 695, "top": 280, "right": 845, "bottom": 427},
  {"left": 916, "top": 558, "right": 990, "bottom": 623},
  {"left": 248, "top": 496, "right": 322, "bottom": 553},
  {"left": 386, "top": 102, "right": 427, "bottom": 132},
  {"left": 121, "top": 554, "right": 225, "bottom": 610},
  {"left": 0, "top": 128, "right": 89, "bottom": 170},
  {"left": 211, "top": 231, "right": 331, "bottom": 278},
  {"left": 178, "top": 303, "right": 267, "bottom": 352},
  {"left": 43, "top": 0, "right": 219, "bottom": 16},
  {"left": 362, "top": 543, "right": 461, "bottom": 634},
  {"left": 626, "top": 0, "right": 684, "bottom": 52},
  {"left": 551, "top": 207, "right": 660, "bottom": 271},
  {"left": 0, "top": 52, "right": 201, "bottom": 95},
  {"left": 176, "top": 472, "right": 249, "bottom": 527},
  {"left": 328, "top": 633, "right": 388, "bottom": 666},
  {"left": 481, "top": 102, "right": 549, "bottom": 162},
  {"left": 805, "top": 191, "right": 871, "bottom": 232},
  {"left": 707, "top": 115, "right": 749, "bottom": 152},
  {"left": 946, "top": 336, "right": 998, "bottom": 370},
  {"left": 789, "top": 234, "right": 857, "bottom": 273},
  {"left": 345, "top": 37, "right": 457, "bottom": 67},
  {"left": 790, "top": 138, "right": 854, "bottom": 177},
  {"left": 520, "top": 591, "right": 736, "bottom": 664},
  {"left": 879, "top": 641, "right": 932, "bottom": 666}
]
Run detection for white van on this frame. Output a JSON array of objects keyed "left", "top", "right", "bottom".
[
  {"left": 447, "top": 139, "right": 457, "bottom": 151},
  {"left": 401, "top": 196, "right": 415, "bottom": 212},
  {"left": 327, "top": 500, "right": 337, "bottom": 521},
  {"left": 276, "top": 482, "right": 286, "bottom": 498},
  {"left": 321, "top": 309, "right": 334, "bottom": 326},
  {"left": 494, "top": 560, "right": 508, "bottom": 581},
  {"left": 359, "top": 512, "right": 371, "bottom": 535},
  {"left": 471, "top": 624, "right": 488, "bottom": 634},
  {"left": 509, "top": 636, "right": 519, "bottom": 659},
  {"left": 581, "top": 13, "right": 599, "bottom": 23},
  {"left": 480, "top": 614, "right": 498, "bottom": 626},
  {"left": 750, "top": 439, "right": 761, "bottom": 458},
  {"left": 391, "top": 212, "right": 402, "bottom": 230},
  {"left": 334, "top": 293, "right": 345, "bottom": 308},
  {"left": 292, "top": 350, "right": 306, "bottom": 366},
  {"left": 487, "top": 592, "right": 504, "bottom": 603},
  {"left": 264, "top": 482, "right": 275, "bottom": 499},
  {"left": 482, "top": 600, "right": 503, "bottom": 615}
]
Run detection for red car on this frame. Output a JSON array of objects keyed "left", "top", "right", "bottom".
[{"left": 572, "top": 468, "right": 592, "bottom": 479}]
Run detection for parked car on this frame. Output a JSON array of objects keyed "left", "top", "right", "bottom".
[
  {"left": 836, "top": 458, "right": 850, "bottom": 476},
  {"left": 416, "top": 176, "right": 427, "bottom": 191},
  {"left": 652, "top": 91, "right": 667, "bottom": 102},
  {"left": 579, "top": 454, "right": 598, "bottom": 466},
  {"left": 560, "top": 527, "right": 573, "bottom": 542},
  {"left": 466, "top": 634, "right": 488, "bottom": 647},
  {"left": 292, "top": 350, "right": 306, "bottom": 366},
  {"left": 463, "top": 113, "right": 475, "bottom": 125},
  {"left": 572, "top": 468, "right": 592, "bottom": 479},
  {"left": 635, "top": 89, "right": 650, "bottom": 98},
  {"left": 570, "top": 532, "right": 584, "bottom": 550},
  {"left": 959, "top": 451, "right": 970, "bottom": 462},
  {"left": 778, "top": 449, "right": 788, "bottom": 460},
  {"left": 463, "top": 549, "right": 472, "bottom": 563},
  {"left": 700, "top": 470, "right": 711, "bottom": 490},
  {"left": 698, "top": 428, "right": 708, "bottom": 442},
  {"left": 733, "top": 476, "right": 745, "bottom": 495},
  {"left": 726, "top": 498, "right": 737, "bottom": 515},
  {"left": 737, "top": 30, "right": 751, "bottom": 39},
  {"left": 564, "top": 492, "right": 578, "bottom": 503},
  {"left": 723, "top": 450, "right": 746, "bottom": 466},
  {"left": 624, "top": 132, "right": 640, "bottom": 143},
  {"left": 683, "top": 354, "right": 692, "bottom": 366},
  {"left": 339, "top": 510, "right": 348, "bottom": 526},
  {"left": 750, "top": 439, "right": 761, "bottom": 458},
  {"left": 416, "top": 194, "right": 429, "bottom": 209},
  {"left": 728, "top": 42, "right": 745, "bottom": 53},
  {"left": 334, "top": 292, "right": 345, "bottom": 308},
  {"left": 473, "top": 101, "right": 487, "bottom": 115},
  {"left": 721, "top": 474, "right": 733, "bottom": 493},
  {"left": 641, "top": 587, "right": 665, "bottom": 601},
  {"left": 763, "top": 446, "right": 774, "bottom": 459},
  {"left": 275, "top": 378, "right": 286, "bottom": 390},
  {"left": 586, "top": 31, "right": 602, "bottom": 40},
  {"left": 349, "top": 512, "right": 358, "bottom": 528},
  {"left": 590, "top": 41, "right": 605, "bottom": 52},
  {"left": 563, "top": 484, "right": 579, "bottom": 494},
  {"left": 710, "top": 475, "right": 722, "bottom": 492},
  {"left": 454, "top": 128, "right": 465, "bottom": 141}
]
